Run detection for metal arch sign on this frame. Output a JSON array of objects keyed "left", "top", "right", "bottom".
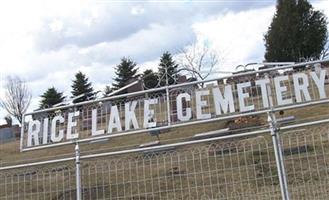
[{"left": 21, "top": 60, "right": 329, "bottom": 151}]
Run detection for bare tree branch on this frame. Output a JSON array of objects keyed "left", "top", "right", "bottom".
[
  {"left": 178, "top": 42, "right": 219, "bottom": 81},
  {"left": 0, "top": 76, "right": 31, "bottom": 125}
]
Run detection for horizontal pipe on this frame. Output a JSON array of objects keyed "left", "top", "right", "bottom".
[
  {"left": 21, "top": 140, "right": 76, "bottom": 151},
  {"left": 3, "top": 116, "right": 329, "bottom": 171},
  {"left": 21, "top": 97, "right": 329, "bottom": 152},
  {"left": 273, "top": 99, "right": 329, "bottom": 112},
  {"left": 25, "top": 59, "right": 329, "bottom": 115},
  {"left": 106, "top": 79, "right": 140, "bottom": 97},
  {"left": 0, "top": 157, "right": 74, "bottom": 171},
  {"left": 280, "top": 118, "right": 329, "bottom": 131},
  {"left": 262, "top": 62, "right": 295, "bottom": 66}
]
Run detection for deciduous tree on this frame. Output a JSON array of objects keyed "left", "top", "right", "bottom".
[
  {"left": 0, "top": 76, "right": 31, "bottom": 124},
  {"left": 178, "top": 43, "right": 218, "bottom": 81}
]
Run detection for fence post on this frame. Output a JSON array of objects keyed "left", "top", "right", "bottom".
[
  {"left": 165, "top": 67, "right": 171, "bottom": 126},
  {"left": 265, "top": 75, "right": 290, "bottom": 200},
  {"left": 166, "top": 86, "right": 171, "bottom": 126},
  {"left": 268, "top": 111, "right": 290, "bottom": 200},
  {"left": 75, "top": 142, "right": 82, "bottom": 200}
]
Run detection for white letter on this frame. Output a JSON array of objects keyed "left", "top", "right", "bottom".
[
  {"left": 27, "top": 120, "right": 40, "bottom": 147},
  {"left": 177, "top": 93, "right": 192, "bottom": 121},
  {"left": 51, "top": 115, "right": 64, "bottom": 143},
  {"left": 42, "top": 118, "right": 49, "bottom": 144},
  {"left": 125, "top": 101, "right": 139, "bottom": 130},
  {"left": 196, "top": 90, "right": 211, "bottom": 119},
  {"left": 107, "top": 105, "right": 122, "bottom": 133},
  {"left": 144, "top": 99, "right": 158, "bottom": 128},
  {"left": 310, "top": 70, "right": 326, "bottom": 99},
  {"left": 92, "top": 109, "right": 104, "bottom": 136},
  {"left": 293, "top": 73, "right": 311, "bottom": 102},
  {"left": 237, "top": 82, "right": 254, "bottom": 112},
  {"left": 212, "top": 85, "right": 235, "bottom": 115},
  {"left": 67, "top": 111, "right": 80, "bottom": 139},
  {"left": 274, "top": 76, "right": 293, "bottom": 106},
  {"left": 255, "top": 78, "right": 270, "bottom": 108}
]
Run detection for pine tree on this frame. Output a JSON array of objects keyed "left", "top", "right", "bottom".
[
  {"left": 103, "top": 85, "right": 113, "bottom": 97},
  {"left": 143, "top": 69, "right": 159, "bottom": 89},
  {"left": 4, "top": 115, "right": 12, "bottom": 126},
  {"left": 264, "top": 0, "right": 327, "bottom": 62},
  {"left": 71, "top": 71, "right": 94, "bottom": 103},
  {"left": 39, "top": 87, "right": 65, "bottom": 108},
  {"left": 112, "top": 57, "right": 139, "bottom": 94},
  {"left": 158, "top": 52, "right": 179, "bottom": 86}
]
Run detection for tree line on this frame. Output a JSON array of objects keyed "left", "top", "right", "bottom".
[
  {"left": 0, "top": 0, "right": 328, "bottom": 125},
  {"left": 39, "top": 51, "right": 180, "bottom": 109}
]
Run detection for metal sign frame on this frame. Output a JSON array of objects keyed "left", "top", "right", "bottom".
[{"left": 20, "top": 59, "right": 329, "bottom": 152}]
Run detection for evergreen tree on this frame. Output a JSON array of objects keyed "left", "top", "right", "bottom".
[
  {"left": 39, "top": 87, "right": 65, "bottom": 108},
  {"left": 103, "top": 85, "right": 113, "bottom": 97},
  {"left": 71, "top": 71, "right": 94, "bottom": 103},
  {"left": 4, "top": 115, "right": 12, "bottom": 126},
  {"left": 112, "top": 57, "right": 139, "bottom": 94},
  {"left": 158, "top": 52, "right": 179, "bottom": 86},
  {"left": 143, "top": 69, "right": 159, "bottom": 89},
  {"left": 264, "top": 0, "right": 327, "bottom": 62}
]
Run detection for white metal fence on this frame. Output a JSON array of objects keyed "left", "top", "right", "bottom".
[
  {"left": 1, "top": 60, "right": 329, "bottom": 199},
  {"left": 2, "top": 124, "right": 329, "bottom": 199}
]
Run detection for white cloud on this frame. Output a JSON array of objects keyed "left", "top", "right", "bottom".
[
  {"left": 49, "top": 19, "right": 64, "bottom": 32},
  {"left": 193, "top": 5, "right": 275, "bottom": 74},
  {"left": 131, "top": 6, "right": 145, "bottom": 15},
  {"left": 313, "top": 1, "right": 329, "bottom": 18},
  {"left": 2, "top": 0, "right": 328, "bottom": 125}
]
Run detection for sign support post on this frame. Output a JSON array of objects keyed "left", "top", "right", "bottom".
[
  {"left": 165, "top": 66, "right": 171, "bottom": 126},
  {"left": 266, "top": 78, "right": 290, "bottom": 200},
  {"left": 268, "top": 112, "right": 290, "bottom": 200},
  {"left": 75, "top": 142, "right": 82, "bottom": 200}
]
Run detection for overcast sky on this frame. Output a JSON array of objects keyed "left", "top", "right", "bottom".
[{"left": 0, "top": 0, "right": 328, "bottom": 125}]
